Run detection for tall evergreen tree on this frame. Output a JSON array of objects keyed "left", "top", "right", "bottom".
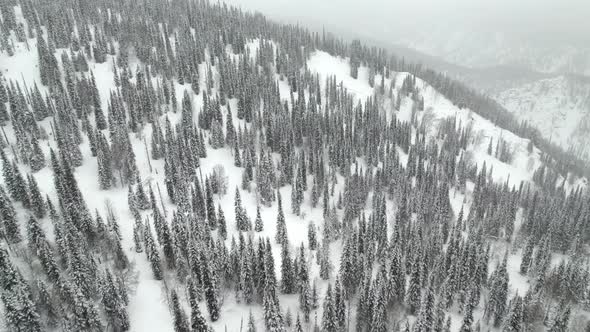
[{"left": 170, "top": 289, "right": 190, "bottom": 332}]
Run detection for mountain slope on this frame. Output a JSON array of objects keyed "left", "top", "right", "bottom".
[
  {"left": 0, "top": 1, "right": 589, "bottom": 332},
  {"left": 0, "top": 38, "right": 544, "bottom": 331},
  {"left": 495, "top": 75, "right": 590, "bottom": 157}
]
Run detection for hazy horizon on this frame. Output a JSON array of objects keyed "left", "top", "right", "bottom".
[
  {"left": 222, "top": 0, "right": 590, "bottom": 73},
  {"left": 223, "top": 0, "right": 590, "bottom": 46}
]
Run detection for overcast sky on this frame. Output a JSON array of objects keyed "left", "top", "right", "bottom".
[{"left": 222, "top": 0, "right": 590, "bottom": 47}]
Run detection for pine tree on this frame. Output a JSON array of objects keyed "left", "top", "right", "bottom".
[
  {"left": 0, "top": 188, "right": 21, "bottom": 243},
  {"left": 202, "top": 255, "right": 220, "bottom": 321},
  {"left": 217, "top": 205, "right": 227, "bottom": 239},
  {"left": 255, "top": 205, "right": 263, "bottom": 232},
  {"left": 502, "top": 294, "right": 523, "bottom": 332},
  {"left": 171, "top": 289, "right": 191, "bottom": 332},
  {"left": 334, "top": 279, "right": 346, "bottom": 331},
  {"left": 486, "top": 257, "right": 509, "bottom": 327},
  {"left": 210, "top": 120, "right": 225, "bottom": 149},
  {"left": 459, "top": 288, "right": 476, "bottom": 332},
  {"left": 136, "top": 181, "right": 151, "bottom": 210},
  {"left": 263, "top": 284, "right": 285, "bottom": 332},
  {"left": 549, "top": 306, "right": 571, "bottom": 332},
  {"left": 299, "top": 280, "right": 312, "bottom": 323},
  {"left": 187, "top": 279, "right": 204, "bottom": 327},
  {"left": 29, "top": 135, "right": 46, "bottom": 172},
  {"left": 247, "top": 310, "right": 257, "bottom": 332},
  {"left": 241, "top": 252, "right": 255, "bottom": 304},
  {"left": 406, "top": 258, "right": 422, "bottom": 315},
  {"left": 97, "top": 136, "right": 115, "bottom": 189},
  {"left": 294, "top": 314, "right": 303, "bottom": 332},
  {"left": 285, "top": 308, "right": 293, "bottom": 327},
  {"left": 520, "top": 237, "right": 534, "bottom": 274},
  {"left": 257, "top": 150, "right": 275, "bottom": 206},
  {"left": 275, "top": 191, "right": 287, "bottom": 245},
  {"left": 322, "top": 283, "right": 337, "bottom": 332},
  {"left": 280, "top": 241, "right": 295, "bottom": 294},
  {"left": 11, "top": 161, "right": 30, "bottom": 207},
  {"left": 234, "top": 187, "right": 248, "bottom": 231},
  {"left": 433, "top": 300, "right": 447, "bottom": 332},
  {"left": 414, "top": 285, "right": 435, "bottom": 332},
  {"left": 318, "top": 232, "right": 331, "bottom": 280},
  {"left": 307, "top": 222, "right": 317, "bottom": 250},
  {"left": 311, "top": 279, "right": 319, "bottom": 310},
  {"left": 102, "top": 269, "right": 130, "bottom": 331},
  {"left": 27, "top": 175, "right": 46, "bottom": 218},
  {"left": 205, "top": 179, "right": 217, "bottom": 229},
  {"left": 0, "top": 249, "right": 42, "bottom": 332},
  {"left": 144, "top": 222, "right": 163, "bottom": 280}
]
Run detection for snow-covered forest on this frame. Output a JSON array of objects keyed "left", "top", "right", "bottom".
[{"left": 0, "top": 0, "right": 589, "bottom": 331}]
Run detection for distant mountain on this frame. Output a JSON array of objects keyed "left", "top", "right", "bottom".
[
  {"left": 495, "top": 75, "right": 590, "bottom": 158},
  {"left": 385, "top": 43, "right": 555, "bottom": 93},
  {"left": 379, "top": 42, "right": 590, "bottom": 158},
  {"left": 398, "top": 29, "right": 590, "bottom": 76}
]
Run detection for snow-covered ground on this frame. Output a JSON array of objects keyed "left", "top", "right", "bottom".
[
  {"left": 306, "top": 50, "right": 543, "bottom": 188},
  {"left": 0, "top": 27, "right": 580, "bottom": 330}
]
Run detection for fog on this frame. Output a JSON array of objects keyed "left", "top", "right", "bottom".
[{"left": 222, "top": 0, "right": 590, "bottom": 48}]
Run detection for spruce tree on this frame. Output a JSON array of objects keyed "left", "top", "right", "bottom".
[
  {"left": 255, "top": 205, "right": 263, "bottom": 232},
  {"left": 406, "top": 258, "right": 422, "bottom": 315},
  {"left": 486, "top": 257, "right": 509, "bottom": 327},
  {"left": 29, "top": 135, "right": 46, "bottom": 172},
  {"left": 144, "top": 222, "right": 163, "bottom": 280},
  {"left": 334, "top": 279, "right": 346, "bottom": 330},
  {"left": 307, "top": 222, "right": 317, "bottom": 250},
  {"left": 0, "top": 249, "right": 42, "bottom": 332},
  {"left": 280, "top": 241, "right": 295, "bottom": 294},
  {"left": 247, "top": 310, "right": 257, "bottom": 332},
  {"left": 294, "top": 314, "right": 303, "bottom": 332},
  {"left": 275, "top": 191, "right": 287, "bottom": 245},
  {"left": 415, "top": 285, "right": 435, "bottom": 332},
  {"left": 27, "top": 175, "right": 46, "bottom": 218},
  {"left": 202, "top": 255, "right": 220, "bottom": 321},
  {"left": 299, "top": 280, "right": 312, "bottom": 323},
  {"left": 520, "top": 237, "right": 534, "bottom": 275},
  {"left": 0, "top": 188, "right": 21, "bottom": 243},
  {"left": 170, "top": 289, "right": 190, "bottom": 332},
  {"left": 11, "top": 161, "right": 30, "bottom": 207},
  {"left": 102, "top": 269, "right": 130, "bottom": 331},
  {"left": 321, "top": 283, "right": 337, "bottom": 332},
  {"left": 549, "top": 306, "right": 571, "bottom": 332},
  {"left": 502, "top": 294, "right": 523, "bottom": 332},
  {"left": 217, "top": 205, "right": 227, "bottom": 239}
]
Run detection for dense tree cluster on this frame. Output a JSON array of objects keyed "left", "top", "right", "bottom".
[{"left": 0, "top": 0, "right": 589, "bottom": 331}]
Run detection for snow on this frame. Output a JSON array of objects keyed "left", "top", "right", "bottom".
[
  {"left": 306, "top": 51, "right": 543, "bottom": 188},
  {"left": 307, "top": 50, "right": 374, "bottom": 101},
  {"left": 495, "top": 75, "right": 590, "bottom": 157},
  {"left": 0, "top": 28, "right": 576, "bottom": 331}
]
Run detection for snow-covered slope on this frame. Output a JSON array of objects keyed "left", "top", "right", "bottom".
[
  {"left": 495, "top": 75, "right": 590, "bottom": 157},
  {"left": 3, "top": 0, "right": 588, "bottom": 324},
  {"left": 307, "top": 50, "right": 542, "bottom": 187},
  {"left": 0, "top": 38, "right": 544, "bottom": 331}
]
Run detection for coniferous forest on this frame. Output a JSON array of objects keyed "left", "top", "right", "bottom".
[{"left": 0, "top": 0, "right": 590, "bottom": 331}]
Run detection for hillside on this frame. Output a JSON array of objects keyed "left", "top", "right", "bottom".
[
  {"left": 495, "top": 75, "right": 590, "bottom": 158},
  {"left": 0, "top": 1, "right": 589, "bottom": 332}
]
